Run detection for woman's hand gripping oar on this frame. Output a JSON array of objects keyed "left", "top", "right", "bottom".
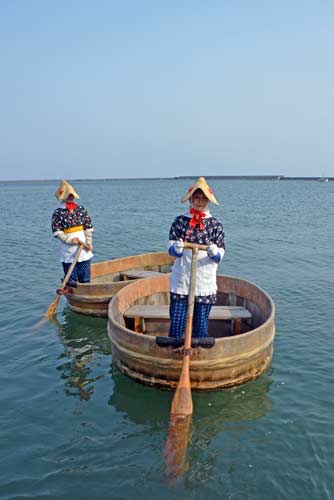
[
  {"left": 164, "top": 242, "right": 208, "bottom": 478},
  {"left": 44, "top": 242, "right": 87, "bottom": 320}
]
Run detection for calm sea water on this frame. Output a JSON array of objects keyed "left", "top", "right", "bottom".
[{"left": 0, "top": 178, "right": 333, "bottom": 500}]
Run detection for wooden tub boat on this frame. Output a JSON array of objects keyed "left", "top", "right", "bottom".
[
  {"left": 108, "top": 274, "right": 275, "bottom": 390},
  {"left": 65, "top": 252, "right": 174, "bottom": 317}
]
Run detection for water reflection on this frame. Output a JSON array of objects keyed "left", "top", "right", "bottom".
[
  {"left": 187, "top": 375, "right": 273, "bottom": 479},
  {"left": 108, "top": 367, "right": 170, "bottom": 422},
  {"left": 109, "top": 367, "right": 273, "bottom": 478},
  {"left": 54, "top": 309, "right": 110, "bottom": 401},
  {"left": 109, "top": 367, "right": 272, "bottom": 426},
  {"left": 193, "top": 374, "right": 273, "bottom": 425}
]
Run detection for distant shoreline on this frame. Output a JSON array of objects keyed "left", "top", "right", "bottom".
[
  {"left": 175, "top": 175, "right": 333, "bottom": 181},
  {"left": 0, "top": 175, "right": 332, "bottom": 182}
]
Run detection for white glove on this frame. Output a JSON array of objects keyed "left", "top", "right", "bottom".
[
  {"left": 173, "top": 240, "right": 184, "bottom": 256},
  {"left": 207, "top": 243, "right": 218, "bottom": 258}
]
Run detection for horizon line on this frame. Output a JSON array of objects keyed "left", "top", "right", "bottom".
[{"left": 0, "top": 175, "right": 333, "bottom": 183}]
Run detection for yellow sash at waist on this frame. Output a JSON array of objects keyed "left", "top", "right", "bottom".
[{"left": 64, "top": 225, "right": 83, "bottom": 234}]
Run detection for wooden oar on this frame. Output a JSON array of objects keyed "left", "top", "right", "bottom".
[
  {"left": 44, "top": 243, "right": 85, "bottom": 320},
  {"left": 164, "top": 242, "right": 208, "bottom": 478}
]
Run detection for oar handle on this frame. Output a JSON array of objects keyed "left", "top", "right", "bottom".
[
  {"left": 183, "top": 242, "right": 208, "bottom": 251},
  {"left": 59, "top": 243, "right": 84, "bottom": 291},
  {"left": 183, "top": 247, "right": 198, "bottom": 349}
]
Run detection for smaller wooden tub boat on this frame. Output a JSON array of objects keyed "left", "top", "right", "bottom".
[
  {"left": 108, "top": 274, "right": 275, "bottom": 390},
  {"left": 65, "top": 252, "right": 174, "bottom": 317}
]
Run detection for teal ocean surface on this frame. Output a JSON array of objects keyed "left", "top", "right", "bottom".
[{"left": 0, "top": 178, "right": 333, "bottom": 500}]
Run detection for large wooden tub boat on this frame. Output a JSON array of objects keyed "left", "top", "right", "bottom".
[
  {"left": 108, "top": 274, "right": 275, "bottom": 390},
  {"left": 65, "top": 252, "right": 174, "bottom": 317}
]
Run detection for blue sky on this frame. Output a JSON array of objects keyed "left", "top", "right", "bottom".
[{"left": 1, "top": 1, "right": 333, "bottom": 180}]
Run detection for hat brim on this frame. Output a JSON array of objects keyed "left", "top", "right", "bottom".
[
  {"left": 55, "top": 180, "right": 80, "bottom": 200},
  {"left": 181, "top": 187, "right": 219, "bottom": 205}
]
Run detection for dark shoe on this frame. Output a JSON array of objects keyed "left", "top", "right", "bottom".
[
  {"left": 61, "top": 277, "right": 77, "bottom": 288},
  {"left": 67, "top": 281, "right": 77, "bottom": 288},
  {"left": 191, "top": 337, "right": 215, "bottom": 348},
  {"left": 156, "top": 336, "right": 184, "bottom": 348}
]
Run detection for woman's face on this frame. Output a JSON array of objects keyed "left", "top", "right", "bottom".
[
  {"left": 191, "top": 190, "right": 209, "bottom": 211},
  {"left": 66, "top": 194, "right": 75, "bottom": 203}
]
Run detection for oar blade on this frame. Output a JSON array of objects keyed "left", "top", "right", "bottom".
[
  {"left": 171, "top": 385, "right": 193, "bottom": 417},
  {"left": 44, "top": 295, "right": 61, "bottom": 320},
  {"left": 164, "top": 355, "right": 193, "bottom": 478},
  {"left": 170, "top": 355, "right": 193, "bottom": 416}
]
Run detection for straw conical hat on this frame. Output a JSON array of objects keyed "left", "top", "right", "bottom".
[
  {"left": 181, "top": 177, "right": 219, "bottom": 205},
  {"left": 55, "top": 180, "right": 80, "bottom": 200}
]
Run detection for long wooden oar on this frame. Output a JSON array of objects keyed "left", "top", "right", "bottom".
[
  {"left": 164, "top": 242, "right": 208, "bottom": 478},
  {"left": 44, "top": 243, "right": 85, "bottom": 320}
]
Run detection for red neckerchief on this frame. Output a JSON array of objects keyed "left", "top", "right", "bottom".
[
  {"left": 66, "top": 202, "right": 77, "bottom": 211},
  {"left": 189, "top": 208, "right": 206, "bottom": 230}
]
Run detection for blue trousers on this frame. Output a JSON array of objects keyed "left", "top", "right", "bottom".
[
  {"left": 62, "top": 259, "right": 91, "bottom": 286},
  {"left": 169, "top": 296, "right": 212, "bottom": 338}
]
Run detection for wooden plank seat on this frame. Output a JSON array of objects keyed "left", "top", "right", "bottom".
[
  {"left": 120, "top": 269, "right": 164, "bottom": 280},
  {"left": 124, "top": 304, "right": 252, "bottom": 335}
]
